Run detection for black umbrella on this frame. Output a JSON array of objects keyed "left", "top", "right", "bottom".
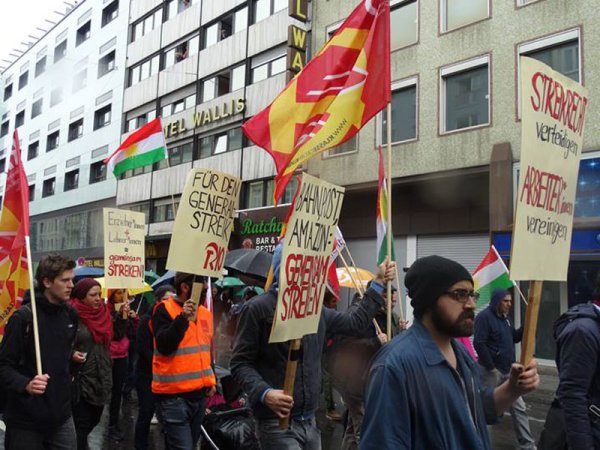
[{"left": 224, "top": 249, "right": 273, "bottom": 279}]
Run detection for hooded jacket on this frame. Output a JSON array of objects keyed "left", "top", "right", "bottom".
[
  {"left": 473, "top": 289, "right": 523, "bottom": 374},
  {"left": 553, "top": 303, "right": 600, "bottom": 449}
]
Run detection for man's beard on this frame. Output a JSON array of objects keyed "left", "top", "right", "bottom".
[{"left": 431, "top": 304, "right": 475, "bottom": 337}]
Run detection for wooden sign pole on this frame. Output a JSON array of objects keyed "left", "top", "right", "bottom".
[
  {"left": 519, "top": 280, "right": 543, "bottom": 366},
  {"left": 279, "top": 338, "right": 301, "bottom": 429}
]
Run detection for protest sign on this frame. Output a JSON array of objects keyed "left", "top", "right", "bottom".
[
  {"left": 511, "top": 57, "right": 589, "bottom": 281},
  {"left": 166, "top": 169, "right": 241, "bottom": 278},
  {"left": 103, "top": 208, "right": 146, "bottom": 289},
  {"left": 269, "top": 173, "right": 345, "bottom": 343}
]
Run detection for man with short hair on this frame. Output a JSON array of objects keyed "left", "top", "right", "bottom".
[
  {"left": 360, "top": 255, "right": 540, "bottom": 450},
  {"left": 151, "top": 273, "right": 216, "bottom": 450},
  {"left": 0, "top": 253, "right": 78, "bottom": 450},
  {"left": 474, "top": 288, "right": 535, "bottom": 450}
]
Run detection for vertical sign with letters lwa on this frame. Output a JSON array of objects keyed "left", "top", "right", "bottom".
[
  {"left": 104, "top": 208, "right": 146, "bottom": 288},
  {"left": 166, "top": 169, "right": 241, "bottom": 278},
  {"left": 511, "top": 57, "right": 589, "bottom": 281},
  {"left": 269, "top": 173, "right": 345, "bottom": 343}
]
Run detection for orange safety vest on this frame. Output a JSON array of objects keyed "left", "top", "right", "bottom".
[{"left": 151, "top": 298, "right": 216, "bottom": 394}]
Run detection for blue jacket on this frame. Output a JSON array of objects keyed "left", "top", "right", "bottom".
[
  {"left": 553, "top": 303, "right": 600, "bottom": 449},
  {"left": 473, "top": 289, "right": 523, "bottom": 374},
  {"left": 360, "top": 320, "right": 498, "bottom": 450}
]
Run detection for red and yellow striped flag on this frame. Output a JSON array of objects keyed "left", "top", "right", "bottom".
[
  {"left": 243, "top": 0, "right": 390, "bottom": 203},
  {"left": 0, "top": 130, "right": 30, "bottom": 336}
]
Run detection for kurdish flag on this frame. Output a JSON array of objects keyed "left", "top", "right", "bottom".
[
  {"left": 243, "top": 0, "right": 391, "bottom": 204},
  {"left": 473, "top": 246, "right": 514, "bottom": 307},
  {"left": 104, "top": 118, "right": 166, "bottom": 177},
  {"left": 376, "top": 146, "right": 395, "bottom": 265}
]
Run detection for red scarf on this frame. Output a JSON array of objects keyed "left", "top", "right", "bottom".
[{"left": 70, "top": 299, "right": 114, "bottom": 346}]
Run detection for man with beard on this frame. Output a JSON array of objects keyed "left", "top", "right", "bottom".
[
  {"left": 474, "top": 289, "right": 535, "bottom": 450},
  {"left": 360, "top": 256, "right": 540, "bottom": 450}
]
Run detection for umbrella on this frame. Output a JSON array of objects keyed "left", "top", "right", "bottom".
[
  {"left": 224, "top": 249, "right": 273, "bottom": 279},
  {"left": 234, "top": 286, "right": 265, "bottom": 299},
  {"left": 94, "top": 277, "right": 153, "bottom": 297},
  {"left": 214, "top": 277, "right": 245, "bottom": 288},
  {"left": 336, "top": 267, "right": 375, "bottom": 289},
  {"left": 151, "top": 270, "right": 176, "bottom": 289},
  {"left": 74, "top": 266, "right": 103, "bottom": 278}
]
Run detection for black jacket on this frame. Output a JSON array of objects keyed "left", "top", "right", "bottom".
[
  {"left": 230, "top": 287, "right": 384, "bottom": 420},
  {"left": 553, "top": 303, "right": 600, "bottom": 449},
  {"left": 0, "top": 295, "right": 78, "bottom": 430},
  {"left": 73, "top": 322, "right": 112, "bottom": 406},
  {"left": 135, "top": 314, "right": 153, "bottom": 383}
]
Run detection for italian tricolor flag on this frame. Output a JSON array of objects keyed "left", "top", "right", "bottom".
[
  {"left": 376, "top": 147, "right": 395, "bottom": 265},
  {"left": 104, "top": 118, "right": 166, "bottom": 177},
  {"left": 472, "top": 246, "right": 514, "bottom": 307}
]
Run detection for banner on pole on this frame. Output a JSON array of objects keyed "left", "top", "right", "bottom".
[
  {"left": 166, "top": 169, "right": 241, "bottom": 278},
  {"left": 103, "top": 208, "right": 146, "bottom": 288},
  {"left": 510, "top": 57, "right": 589, "bottom": 281},
  {"left": 269, "top": 173, "right": 345, "bottom": 343}
]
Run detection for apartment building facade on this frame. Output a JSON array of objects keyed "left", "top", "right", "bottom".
[{"left": 0, "top": 0, "right": 129, "bottom": 266}]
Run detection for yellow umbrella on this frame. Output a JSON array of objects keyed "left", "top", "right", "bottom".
[
  {"left": 336, "top": 267, "right": 375, "bottom": 289},
  {"left": 94, "top": 277, "right": 153, "bottom": 298}
]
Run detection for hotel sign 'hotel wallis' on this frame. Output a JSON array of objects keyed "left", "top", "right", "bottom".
[{"left": 164, "top": 98, "right": 247, "bottom": 138}]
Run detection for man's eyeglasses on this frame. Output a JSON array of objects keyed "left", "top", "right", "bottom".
[{"left": 443, "top": 289, "right": 480, "bottom": 303}]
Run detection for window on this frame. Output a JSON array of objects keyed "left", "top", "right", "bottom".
[
  {"left": 202, "top": 7, "right": 248, "bottom": 49},
  {"left": 129, "top": 202, "right": 150, "bottom": 224},
  {"left": 517, "top": 30, "right": 580, "bottom": 117},
  {"left": 156, "top": 142, "right": 193, "bottom": 169},
  {"left": 391, "top": 0, "right": 417, "bottom": 50},
  {"left": 89, "top": 161, "right": 106, "bottom": 183},
  {"left": 47, "top": 131, "right": 60, "bottom": 151},
  {"left": 50, "top": 88, "right": 63, "bottom": 106},
  {"left": 152, "top": 199, "right": 179, "bottom": 222},
  {"left": 442, "top": 0, "right": 489, "bottom": 32},
  {"left": 324, "top": 136, "right": 358, "bottom": 157},
  {"left": 243, "top": 176, "right": 296, "bottom": 208},
  {"left": 31, "top": 99, "right": 43, "bottom": 119},
  {"left": 94, "top": 105, "right": 111, "bottom": 130},
  {"left": 199, "top": 127, "right": 244, "bottom": 158},
  {"left": 441, "top": 56, "right": 490, "bottom": 133},
  {"left": 102, "top": 0, "right": 119, "bottom": 26},
  {"left": 29, "top": 185, "right": 35, "bottom": 202},
  {"left": 252, "top": 0, "right": 286, "bottom": 24},
  {"left": 73, "top": 70, "right": 87, "bottom": 92},
  {"left": 42, "top": 178, "right": 56, "bottom": 198},
  {"left": 132, "top": 9, "right": 162, "bottom": 42},
  {"left": 251, "top": 54, "right": 286, "bottom": 83},
  {"left": 28, "top": 141, "right": 39, "bottom": 160},
  {"left": 54, "top": 40, "right": 67, "bottom": 62},
  {"left": 126, "top": 110, "right": 156, "bottom": 132},
  {"left": 3, "top": 83, "right": 12, "bottom": 101},
  {"left": 68, "top": 119, "right": 84, "bottom": 141},
  {"left": 129, "top": 55, "right": 160, "bottom": 87},
  {"left": 64, "top": 170, "right": 79, "bottom": 191},
  {"left": 1, "top": 121, "right": 9, "bottom": 138},
  {"left": 166, "top": 0, "right": 195, "bottom": 21},
  {"left": 15, "top": 110, "right": 25, "bottom": 127},
  {"left": 382, "top": 79, "right": 417, "bottom": 144},
  {"left": 163, "top": 36, "right": 199, "bottom": 69},
  {"left": 18, "top": 71, "right": 28, "bottom": 90},
  {"left": 98, "top": 51, "right": 116, "bottom": 78},
  {"left": 35, "top": 56, "right": 47, "bottom": 77},
  {"left": 120, "top": 164, "right": 151, "bottom": 179},
  {"left": 76, "top": 21, "right": 91, "bottom": 46},
  {"left": 0, "top": 158, "right": 5, "bottom": 173},
  {"left": 202, "top": 65, "right": 245, "bottom": 101},
  {"left": 161, "top": 94, "right": 195, "bottom": 118}
]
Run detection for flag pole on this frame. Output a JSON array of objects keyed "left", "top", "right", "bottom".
[
  {"left": 512, "top": 281, "right": 529, "bottom": 307},
  {"left": 24, "top": 236, "right": 42, "bottom": 375},
  {"left": 385, "top": 102, "right": 393, "bottom": 340},
  {"left": 163, "top": 150, "right": 178, "bottom": 218},
  {"left": 491, "top": 245, "right": 529, "bottom": 307}
]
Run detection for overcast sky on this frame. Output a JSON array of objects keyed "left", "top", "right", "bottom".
[{"left": 0, "top": 0, "right": 72, "bottom": 71}]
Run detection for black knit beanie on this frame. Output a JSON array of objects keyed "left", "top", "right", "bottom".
[{"left": 405, "top": 255, "right": 473, "bottom": 316}]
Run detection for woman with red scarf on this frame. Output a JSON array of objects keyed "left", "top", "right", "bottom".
[{"left": 70, "top": 278, "right": 116, "bottom": 450}]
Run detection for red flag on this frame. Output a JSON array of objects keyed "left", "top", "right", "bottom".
[
  {"left": 0, "top": 130, "right": 31, "bottom": 335},
  {"left": 243, "top": 0, "right": 391, "bottom": 203}
]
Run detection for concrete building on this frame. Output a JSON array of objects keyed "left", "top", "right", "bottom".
[
  {"left": 117, "top": 0, "right": 309, "bottom": 273},
  {"left": 0, "top": 0, "right": 129, "bottom": 266},
  {"left": 310, "top": 0, "right": 600, "bottom": 365}
]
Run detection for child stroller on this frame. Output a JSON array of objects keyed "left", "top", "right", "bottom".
[{"left": 201, "top": 366, "right": 261, "bottom": 450}]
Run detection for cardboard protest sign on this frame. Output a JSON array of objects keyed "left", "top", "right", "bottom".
[
  {"left": 103, "top": 208, "right": 146, "bottom": 288},
  {"left": 269, "top": 173, "right": 345, "bottom": 343},
  {"left": 166, "top": 169, "right": 241, "bottom": 278},
  {"left": 511, "top": 57, "right": 589, "bottom": 281}
]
